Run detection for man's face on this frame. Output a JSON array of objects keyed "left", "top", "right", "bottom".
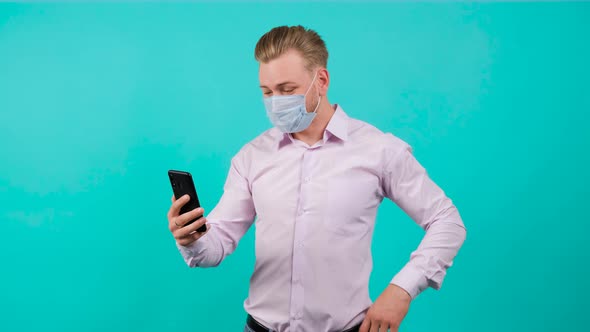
[{"left": 258, "top": 49, "right": 320, "bottom": 114}]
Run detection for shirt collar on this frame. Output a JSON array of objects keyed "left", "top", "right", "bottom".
[
  {"left": 325, "top": 104, "right": 349, "bottom": 142},
  {"left": 275, "top": 104, "right": 349, "bottom": 150}
]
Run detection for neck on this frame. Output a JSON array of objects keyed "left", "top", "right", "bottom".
[{"left": 292, "top": 97, "right": 335, "bottom": 146}]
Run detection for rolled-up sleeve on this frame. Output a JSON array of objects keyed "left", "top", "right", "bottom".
[
  {"left": 381, "top": 135, "right": 467, "bottom": 299},
  {"left": 176, "top": 146, "right": 256, "bottom": 268}
]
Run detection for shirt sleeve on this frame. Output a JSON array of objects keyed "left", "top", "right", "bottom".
[
  {"left": 381, "top": 134, "right": 467, "bottom": 300},
  {"left": 176, "top": 146, "right": 256, "bottom": 268}
]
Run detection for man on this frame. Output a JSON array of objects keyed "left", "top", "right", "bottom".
[{"left": 167, "top": 25, "right": 466, "bottom": 332}]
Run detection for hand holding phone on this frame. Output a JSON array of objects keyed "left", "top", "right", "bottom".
[{"left": 168, "top": 170, "right": 208, "bottom": 234}]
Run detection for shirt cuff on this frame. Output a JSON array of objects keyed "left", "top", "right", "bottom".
[
  {"left": 390, "top": 264, "right": 429, "bottom": 300},
  {"left": 175, "top": 234, "right": 211, "bottom": 267}
]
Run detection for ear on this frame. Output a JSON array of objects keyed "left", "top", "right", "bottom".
[{"left": 317, "top": 68, "right": 330, "bottom": 97}]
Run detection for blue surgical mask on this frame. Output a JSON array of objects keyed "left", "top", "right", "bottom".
[{"left": 263, "top": 71, "right": 321, "bottom": 133}]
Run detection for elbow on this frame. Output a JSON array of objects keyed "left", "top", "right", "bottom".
[
  {"left": 447, "top": 210, "right": 467, "bottom": 246},
  {"left": 450, "top": 217, "right": 467, "bottom": 251},
  {"left": 455, "top": 211, "right": 467, "bottom": 244},
  {"left": 430, "top": 215, "right": 467, "bottom": 249},
  {"left": 459, "top": 223, "right": 467, "bottom": 247},
  {"left": 440, "top": 206, "right": 467, "bottom": 246}
]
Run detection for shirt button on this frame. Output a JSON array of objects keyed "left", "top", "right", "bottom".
[{"left": 304, "top": 177, "right": 310, "bottom": 182}]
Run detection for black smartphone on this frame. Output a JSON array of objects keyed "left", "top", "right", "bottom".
[{"left": 168, "top": 170, "right": 207, "bottom": 232}]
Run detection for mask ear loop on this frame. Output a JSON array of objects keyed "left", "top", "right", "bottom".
[{"left": 304, "top": 70, "right": 322, "bottom": 114}]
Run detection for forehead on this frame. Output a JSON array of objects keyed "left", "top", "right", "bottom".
[{"left": 258, "top": 49, "right": 308, "bottom": 87}]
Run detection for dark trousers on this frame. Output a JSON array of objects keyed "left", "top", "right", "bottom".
[{"left": 245, "top": 314, "right": 362, "bottom": 332}]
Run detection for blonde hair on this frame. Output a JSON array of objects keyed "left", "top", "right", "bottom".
[{"left": 254, "top": 25, "right": 328, "bottom": 72}]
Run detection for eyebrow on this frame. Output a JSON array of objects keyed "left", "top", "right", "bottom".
[{"left": 259, "top": 81, "right": 298, "bottom": 89}]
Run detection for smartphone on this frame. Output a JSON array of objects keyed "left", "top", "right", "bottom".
[{"left": 168, "top": 170, "right": 207, "bottom": 232}]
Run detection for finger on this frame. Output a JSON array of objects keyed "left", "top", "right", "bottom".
[
  {"left": 169, "top": 194, "right": 190, "bottom": 218},
  {"left": 181, "top": 216, "right": 207, "bottom": 236},
  {"left": 359, "top": 318, "right": 370, "bottom": 332},
  {"left": 176, "top": 207, "right": 204, "bottom": 227},
  {"left": 168, "top": 200, "right": 195, "bottom": 231},
  {"left": 177, "top": 225, "right": 209, "bottom": 246},
  {"left": 175, "top": 216, "right": 207, "bottom": 239},
  {"left": 168, "top": 216, "right": 178, "bottom": 232},
  {"left": 177, "top": 225, "right": 207, "bottom": 246},
  {"left": 176, "top": 220, "right": 208, "bottom": 246},
  {"left": 189, "top": 223, "right": 210, "bottom": 238},
  {"left": 380, "top": 323, "right": 390, "bottom": 332},
  {"left": 369, "top": 320, "right": 379, "bottom": 332},
  {"left": 167, "top": 195, "right": 178, "bottom": 221}
]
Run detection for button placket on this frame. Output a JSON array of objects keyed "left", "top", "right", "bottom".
[{"left": 289, "top": 148, "right": 313, "bottom": 327}]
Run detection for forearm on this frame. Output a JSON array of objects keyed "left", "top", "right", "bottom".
[
  {"left": 391, "top": 209, "right": 466, "bottom": 299},
  {"left": 174, "top": 146, "right": 256, "bottom": 268}
]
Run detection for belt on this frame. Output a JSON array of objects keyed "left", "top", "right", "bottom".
[{"left": 246, "top": 314, "right": 362, "bottom": 332}]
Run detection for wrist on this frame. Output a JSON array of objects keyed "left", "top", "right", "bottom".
[{"left": 389, "top": 283, "right": 412, "bottom": 302}]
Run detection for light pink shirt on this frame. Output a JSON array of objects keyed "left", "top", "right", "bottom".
[{"left": 176, "top": 104, "right": 466, "bottom": 332}]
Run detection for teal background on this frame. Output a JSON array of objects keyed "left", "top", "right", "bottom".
[{"left": 1, "top": 2, "right": 589, "bottom": 331}]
